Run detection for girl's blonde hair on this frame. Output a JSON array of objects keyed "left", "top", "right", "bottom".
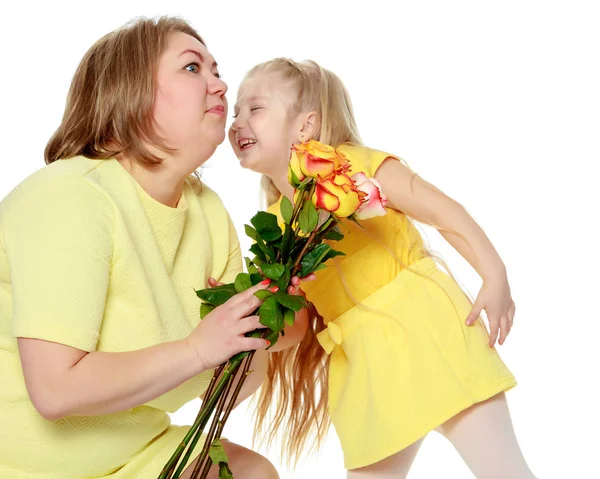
[{"left": 45, "top": 16, "right": 204, "bottom": 166}]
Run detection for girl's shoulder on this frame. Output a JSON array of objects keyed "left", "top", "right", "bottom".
[{"left": 336, "top": 143, "right": 404, "bottom": 177}]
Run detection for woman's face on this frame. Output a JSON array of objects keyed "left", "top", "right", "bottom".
[{"left": 153, "top": 32, "right": 228, "bottom": 168}]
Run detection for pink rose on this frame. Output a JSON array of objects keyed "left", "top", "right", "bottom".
[{"left": 351, "top": 172, "right": 387, "bottom": 219}]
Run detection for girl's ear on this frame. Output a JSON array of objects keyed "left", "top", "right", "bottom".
[{"left": 297, "top": 111, "right": 318, "bottom": 142}]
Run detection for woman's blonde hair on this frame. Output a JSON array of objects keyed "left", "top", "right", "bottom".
[
  {"left": 246, "top": 58, "right": 472, "bottom": 467},
  {"left": 45, "top": 16, "right": 204, "bottom": 165}
]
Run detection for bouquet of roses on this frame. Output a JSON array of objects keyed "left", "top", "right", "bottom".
[{"left": 159, "top": 141, "right": 387, "bottom": 479}]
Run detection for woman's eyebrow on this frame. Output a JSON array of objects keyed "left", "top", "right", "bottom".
[{"left": 179, "top": 49, "right": 218, "bottom": 68}]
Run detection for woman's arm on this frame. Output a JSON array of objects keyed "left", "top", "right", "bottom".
[
  {"left": 18, "top": 283, "right": 269, "bottom": 421},
  {"left": 18, "top": 337, "right": 201, "bottom": 420}
]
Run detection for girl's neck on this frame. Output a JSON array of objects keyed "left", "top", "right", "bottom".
[{"left": 270, "top": 163, "right": 295, "bottom": 202}]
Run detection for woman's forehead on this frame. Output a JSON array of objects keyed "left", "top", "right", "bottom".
[{"left": 163, "top": 32, "right": 216, "bottom": 66}]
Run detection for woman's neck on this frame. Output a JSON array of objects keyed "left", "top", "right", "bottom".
[{"left": 117, "top": 155, "right": 185, "bottom": 208}]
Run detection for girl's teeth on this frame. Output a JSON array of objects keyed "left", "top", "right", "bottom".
[{"left": 239, "top": 139, "right": 257, "bottom": 149}]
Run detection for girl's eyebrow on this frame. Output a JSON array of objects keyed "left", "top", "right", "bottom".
[
  {"left": 179, "top": 49, "right": 218, "bottom": 68},
  {"left": 234, "top": 95, "right": 265, "bottom": 109}
]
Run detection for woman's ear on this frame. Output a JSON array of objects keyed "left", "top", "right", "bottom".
[{"left": 297, "top": 111, "right": 317, "bottom": 142}]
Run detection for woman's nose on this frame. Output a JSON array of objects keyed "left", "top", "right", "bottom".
[{"left": 208, "top": 75, "right": 228, "bottom": 96}]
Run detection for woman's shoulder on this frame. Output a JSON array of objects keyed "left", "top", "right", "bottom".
[{"left": 0, "top": 157, "right": 115, "bottom": 223}]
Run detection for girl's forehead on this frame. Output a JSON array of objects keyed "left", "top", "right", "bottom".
[{"left": 236, "top": 73, "right": 293, "bottom": 105}]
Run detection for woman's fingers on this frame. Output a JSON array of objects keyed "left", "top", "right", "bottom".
[
  {"left": 227, "top": 280, "right": 271, "bottom": 317},
  {"left": 237, "top": 315, "right": 266, "bottom": 335}
]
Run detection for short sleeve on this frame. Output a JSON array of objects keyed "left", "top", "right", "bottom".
[
  {"left": 2, "top": 174, "right": 114, "bottom": 351},
  {"left": 338, "top": 144, "right": 403, "bottom": 178},
  {"left": 217, "top": 214, "right": 243, "bottom": 284}
]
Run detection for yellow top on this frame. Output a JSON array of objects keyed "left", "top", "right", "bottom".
[
  {"left": 268, "top": 144, "right": 427, "bottom": 323},
  {"left": 0, "top": 157, "right": 241, "bottom": 477}
]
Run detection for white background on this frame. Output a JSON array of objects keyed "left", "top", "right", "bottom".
[{"left": 1, "top": 1, "right": 599, "bottom": 477}]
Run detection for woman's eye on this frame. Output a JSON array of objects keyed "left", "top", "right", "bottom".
[
  {"left": 185, "top": 62, "right": 200, "bottom": 73},
  {"left": 213, "top": 72, "right": 222, "bottom": 79},
  {"left": 250, "top": 107, "right": 262, "bottom": 112}
]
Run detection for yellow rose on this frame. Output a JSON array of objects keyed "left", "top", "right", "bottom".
[
  {"left": 291, "top": 140, "right": 349, "bottom": 180},
  {"left": 312, "top": 172, "right": 364, "bottom": 218},
  {"left": 288, "top": 149, "right": 306, "bottom": 186}
]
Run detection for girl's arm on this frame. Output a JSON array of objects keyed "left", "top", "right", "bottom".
[{"left": 374, "top": 158, "right": 515, "bottom": 346}]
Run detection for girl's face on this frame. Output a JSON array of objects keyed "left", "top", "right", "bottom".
[
  {"left": 229, "top": 73, "right": 303, "bottom": 176},
  {"left": 153, "top": 32, "right": 228, "bottom": 169}
]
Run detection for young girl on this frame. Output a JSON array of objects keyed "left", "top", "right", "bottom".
[{"left": 228, "top": 58, "right": 537, "bottom": 478}]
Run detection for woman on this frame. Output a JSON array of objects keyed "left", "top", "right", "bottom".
[{"left": 0, "top": 17, "right": 281, "bottom": 478}]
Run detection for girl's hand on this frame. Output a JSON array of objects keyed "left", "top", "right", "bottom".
[
  {"left": 286, "top": 273, "right": 316, "bottom": 295},
  {"left": 465, "top": 276, "right": 516, "bottom": 347},
  {"left": 186, "top": 281, "right": 271, "bottom": 370}
]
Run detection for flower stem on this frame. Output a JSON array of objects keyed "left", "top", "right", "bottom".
[
  {"left": 190, "top": 353, "right": 255, "bottom": 478},
  {"left": 158, "top": 356, "right": 245, "bottom": 479}
]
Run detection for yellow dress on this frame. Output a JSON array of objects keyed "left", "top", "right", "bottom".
[
  {"left": 268, "top": 144, "right": 516, "bottom": 470},
  {"left": 0, "top": 157, "right": 242, "bottom": 478}
]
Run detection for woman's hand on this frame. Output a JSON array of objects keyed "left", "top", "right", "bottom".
[
  {"left": 186, "top": 281, "right": 272, "bottom": 370},
  {"left": 208, "top": 273, "right": 317, "bottom": 353},
  {"left": 465, "top": 274, "right": 516, "bottom": 347}
]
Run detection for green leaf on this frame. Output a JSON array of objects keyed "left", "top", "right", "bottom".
[
  {"left": 195, "top": 283, "right": 236, "bottom": 306},
  {"left": 234, "top": 273, "right": 253, "bottom": 293},
  {"left": 250, "top": 237, "right": 276, "bottom": 263},
  {"left": 218, "top": 463, "right": 234, "bottom": 479},
  {"left": 289, "top": 237, "right": 308, "bottom": 261},
  {"left": 259, "top": 296, "right": 284, "bottom": 332},
  {"left": 250, "top": 272, "right": 263, "bottom": 285},
  {"left": 322, "top": 249, "right": 346, "bottom": 263},
  {"left": 244, "top": 257, "right": 259, "bottom": 274},
  {"left": 298, "top": 201, "right": 319, "bottom": 234},
  {"left": 249, "top": 243, "right": 266, "bottom": 262},
  {"left": 250, "top": 211, "right": 282, "bottom": 242},
  {"left": 276, "top": 266, "right": 291, "bottom": 292},
  {"left": 261, "top": 263, "right": 285, "bottom": 280},
  {"left": 254, "top": 289, "right": 273, "bottom": 300},
  {"left": 284, "top": 308, "right": 295, "bottom": 326},
  {"left": 280, "top": 223, "right": 295, "bottom": 263},
  {"left": 324, "top": 228, "right": 344, "bottom": 241},
  {"left": 244, "top": 224, "right": 258, "bottom": 241},
  {"left": 256, "top": 236, "right": 277, "bottom": 262},
  {"left": 209, "top": 439, "right": 230, "bottom": 464},
  {"left": 280, "top": 196, "right": 293, "bottom": 224},
  {"left": 252, "top": 256, "right": 264, "bottom": 267},
  {"left": 200, "top": 302, "right": 215, "bottom": 319},
  {"left": 274, "top": 292, "right": 308, "bottom": 312},
  {"left": 312, "top": 263, "right": 328, "bottom": 272},
  {"left": 289, "top": 168, "right": 301, "bottom": 188},
  {"left": 298, "top": 177, "right": 313, "bottom": 190},
  {"left": 300, "top": 243, "right": 331, "bottom": 277}
]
